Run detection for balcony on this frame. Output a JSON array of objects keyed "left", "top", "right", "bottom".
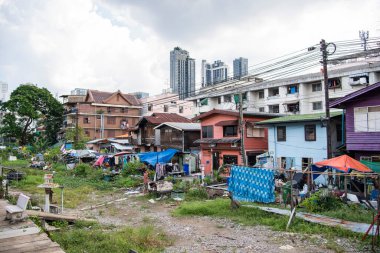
[
  {"left": 141, "top": 137, "right": 155, "bottom": 145},
  {"left": 64, "top": 108, "right": 78, "bottom": 115}
]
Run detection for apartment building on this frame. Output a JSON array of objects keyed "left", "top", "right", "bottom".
[
  {"left": 61, "top": 89, "right": 142, "bottom": 140},
  {"left": 189, "top": 61, "right": 380, "bottom": 116}
]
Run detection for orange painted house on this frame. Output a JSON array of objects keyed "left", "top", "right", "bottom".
[{"left": 193, "top": 109, "right": 278, "bottom": 175}]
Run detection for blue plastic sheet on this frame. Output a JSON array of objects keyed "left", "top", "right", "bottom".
[
  {"left": 228, "top": 166, "right": 275, "bottom": 203},
  {"left": 138, "top": 149, "right": 178, "bottom": 167}
]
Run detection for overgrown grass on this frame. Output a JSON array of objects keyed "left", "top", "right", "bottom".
[
  {"left": 9, "top": 163, "right": 142, "bottom": 208},
  {"left": 173, "top": 198, "right": 370, "bottom": 243},
  {"left": 50, "top": 221, "right": 171, "bottom": 253},
  {"left": 1, "top": 159, "right": 30, "bottom": 167}
]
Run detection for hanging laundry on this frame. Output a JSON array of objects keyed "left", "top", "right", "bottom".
[{"left": 228, "top": 166, "right": 275, "bottom": 203}]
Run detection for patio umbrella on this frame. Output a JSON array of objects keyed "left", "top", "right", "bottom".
[{"left": 313, "top": 155, "right": 373, "bottom": 173}]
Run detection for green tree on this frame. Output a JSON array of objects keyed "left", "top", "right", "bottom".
[
  {"left": 0, "top": 84, "right": 64, "bottom": 146},
  {"left": 65, "top": 126, "right": 89, "bottom": 149}
]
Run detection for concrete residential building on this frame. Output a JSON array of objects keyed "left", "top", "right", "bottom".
[
  {"left": 233, "top": 57, "right": 248, "bottom": 79},
  {"left": 170, "top": 47, "right": 195, "bottom": 99},
  {"left": 189, "top": 61, "right": 380, "bottom": 117},
  {"left": 202, "top": 60, "right": 229, "bottom": 87},
  {"left": 140, "top": 90, "right": 193, "bottom": 118},
  {"left": 61, "top": 89, "right": 142, "bottom": 140}
]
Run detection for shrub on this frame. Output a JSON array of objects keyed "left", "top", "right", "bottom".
[
  {"left": 122, "top": 161, "right": 146, "bottom": 176},
  {"left": 73, "top": 164, "right": 94, "bottom": 178},
  {"left": 185, "top": 187, "right": 208, "bottom": 201},
  {"left": 300, "top": 191, "right": 343, "bottom": 212}
]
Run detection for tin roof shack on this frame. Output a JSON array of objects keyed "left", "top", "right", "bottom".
[
  {"left": 133, "top": 113, "right": 192, "bottom": 153},
  {"left": 256, "top": 112, "right": 343, "bottom": 171},
  {"left": 154, "top": 122, "right": 201, "bottom": 152},
  {"left": 330, "top": 82, "right": 380, "bottom": 164},
  {"left": 193, "top": 109, "right": 278, "bottom": 175}
]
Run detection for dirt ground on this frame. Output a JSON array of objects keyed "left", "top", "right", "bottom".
[{"left": 71, "top": 192, "right": 363, "bottom": 253}]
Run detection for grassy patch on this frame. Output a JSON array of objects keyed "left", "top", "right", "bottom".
[
  {"left": 9, "top": 164, "right": 142, "bottom": 208},
  {"left": 50, "top": 222, "right": 171, "bottom": 253},
  {"left": 173, "top": 198, "right": 368, "bottom": 241},
  {"left": 1, "top": 159, "right": 30, "bottom": 168}
]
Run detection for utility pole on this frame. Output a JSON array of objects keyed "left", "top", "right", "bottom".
[
  {"left": 320, "top": 39, "right": 332, "bottom": 159},
  {"left": 239, "top": 93, "right": 247, "bottom": 165},
  {"left": 74, "top": 102, "right": 79, "bottom": 147},
  {"left": 359, "top": 30, "right": 369, "bottom": 51}
]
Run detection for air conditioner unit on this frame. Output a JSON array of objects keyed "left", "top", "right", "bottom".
[
  {"left": 349, "top": 77, "right": 368, "bottom": 86},
  {"left": 231, "top": 143, "right": 238, "bottom": 148}
]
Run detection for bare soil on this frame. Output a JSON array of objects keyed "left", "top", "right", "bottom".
[{"left": 71, "top": 192, "right": 362, "bottom": 253}]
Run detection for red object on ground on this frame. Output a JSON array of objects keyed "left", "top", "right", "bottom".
[{"left": 314, "top": 155, "right": 373, "bottom": 173}]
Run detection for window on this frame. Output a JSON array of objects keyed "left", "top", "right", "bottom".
[
  {"left": 305, "top": 124, "right": 316, "bottom": 141},
  {"left": 224, "top": 95, "right": 231, "bottom": 103},
  {"left": 242, "top": 92, "right": 247, "bottom": 101},
  {"left": 84, "top": 130, "right": 90, "bottom": 137},
  {"left": 217, "top": 97, "right": 221, "bottom": 104},
  {"left": 312, "top": 82, "right": 322, "bottom": 92},
  {"left": 223, "top": 155, "right": 238, "bottom": 165},
  {"left": 287, "top": 85, "right": 298, "bottom": 94},
  {"left": 223, "top": 125, "right": 238, "bottom": 137},
  {"left": 247, "top": 125, "right": 265, "bottom": 137},
  {"left": 179, "top": 106, "right": 184, "bottom": 114},
  {"left": 83, "top": 117, "right": 90, "bottom": 124},
  {"left": 312, "top": 101, "right": 322, "bottom": 110},
  {"left": 349, "top": 73, "right": 369, "bottom": 86},
  {"left": 202, "top": 126, "right": 213, "bottom": 138},
  {"left": 120, "top": 119, "right": 128, "bottom": 129},
  {"left": 258, "top": 90, "right": 264, "bottom": 99},
  {"left": 354, "top": 106, "right": 380, "bottom": 132},
  {"left": 107, "top": 116, "right": 116, "bottom": 125},
  {"left": 164, "top": 105, "right": 169, "bottom": 112},
  {"left": 269, "top": 87, "right": 279, "bottom": 96},
  {"left": 286, "top": 103, "right": 299, "bottom": 113},
  {"left": 107, "top": 107, "right": 112, "bottom": 113},
  {"left": 328, "top": 78, "right": 341, "bottom": 89},
  {"left": 148, "top": 104, "right": 153, "bottom": 111},
  {"left": 120, "top": 107, "right": 127, "bottom": 113},
  {"left": 336, "top": 123, "right": 342, "bottom": 142},
  {"left": 269, "top": 104, "right": 279, "bottom": 113},
  {"left": 277, "top": 126, "right": 286, "bottom": 141},
  {"left": 259, "top": 107, "right": 265, "bottom": 112},
  {"left": 302, "top": 158, "right": 313, "bottom": 170}
]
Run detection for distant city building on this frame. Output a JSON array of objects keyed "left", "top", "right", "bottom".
[
  {"left": 70, "top": 88, "right": 87, "bottom": 96},
  {"left": 201, "top": 60, "right": 229, "bottom": 87},
  {"left": 233, "top": 57, "right": 248, "bottom": 79},
  {"left": 170, "top": 47, "right": 195, "bottom": 99},
  {"left": 0, "top": 82, "right": 8, "bottom": 102},
  {"left": 131, "top": 92, "right": 149, "bottom": 99}
]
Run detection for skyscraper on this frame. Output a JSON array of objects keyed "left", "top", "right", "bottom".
[
  {"left": 170, "top": 47, "right": 195, "bottom": 99},
  {"left": 201, "top": 60, "right": 229, "bottom": 87},
  {"left": 233, "top": 57, "right": 248, "bottom": 79}
]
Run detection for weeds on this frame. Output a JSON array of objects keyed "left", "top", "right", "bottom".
[{"left": 50, "top": 222, "right": 171, "bottom": 253}]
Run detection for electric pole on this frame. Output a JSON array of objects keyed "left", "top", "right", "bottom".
[
  {"left": 320, "top": 39, "right": 333, "bottom": 159},
  {"left": 239, "top": 93, "right": 247, "bottom": 165},
  {"left": 359, "top": 30, "right": 369, "bottom": 51},
  {"left": 75, "top": 102, "right": 79, "bottom": 147}
]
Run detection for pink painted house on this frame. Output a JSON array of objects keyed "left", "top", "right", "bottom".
[{"left": 193, "top": 109, "right": 278, "bottom": 175}]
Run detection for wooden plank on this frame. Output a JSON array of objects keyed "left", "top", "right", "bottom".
[
  {"left": 0, "top": 241, "right": 62, "bottom": 253},
  {"left": 0, "top": 238, "right": 52, "bottom": 252},
  {"left": 27, "top": 246, "right": 65, "bottom": 253},
  {"left": 26, "top": 210, "right": 94, "bottom": 223},
  {"left": 0, "top": 227, "right": 40, "bottom": 240},
  {"left": 0, "top": 233, "right": 49, "bottom": 247}
]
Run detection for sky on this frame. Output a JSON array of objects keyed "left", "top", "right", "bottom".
[{"left": 0, "top": 0, "right": 379, "bottom": 98}]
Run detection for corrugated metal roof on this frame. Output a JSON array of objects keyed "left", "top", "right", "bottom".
[
  {"left": 111, "top": 143, "right": 133, "bottom": 150},
  {"left": 154, "top": 122, "right": 201, "bottom": 131},
  {"left": 256, "top": 111, "right": 342, "bottom": 125}
]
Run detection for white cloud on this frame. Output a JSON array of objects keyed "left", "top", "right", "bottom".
[{"left": 0, "top": 0, "right": 379, "bottom": 97}]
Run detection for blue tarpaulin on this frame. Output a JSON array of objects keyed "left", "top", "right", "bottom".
[{"left": 138, "top": 149, "right": 179, "bottom": 167}]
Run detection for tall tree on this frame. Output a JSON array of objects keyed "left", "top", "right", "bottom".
[{"left": 0, "top": 84, "right": 64, "bottom": 146}]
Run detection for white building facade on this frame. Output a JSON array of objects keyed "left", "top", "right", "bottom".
[{"left": 201, "top": 60, "right": 229, "bottom": 87}]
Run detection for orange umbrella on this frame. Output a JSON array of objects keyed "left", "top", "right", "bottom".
[
  {"left": 314, "top": 155, "right": 372, "bottom": 173},
  {"left": 115, "top": 133, "right": 129, "bottom": 139}
]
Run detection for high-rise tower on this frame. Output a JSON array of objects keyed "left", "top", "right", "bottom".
[
  {"left": 233, "top": 57, "right": 248, "bottom": 79},
  {"left": 170, "top": 47, "right": 195, "bottom": 99}
]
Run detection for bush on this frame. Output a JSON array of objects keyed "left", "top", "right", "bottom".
[
  {"left": 300, "top": 191, "right": 343, "bottom": 212},
  {"left": 185, "top": 187, "right": 208, "bottom": 201},
  {"left": 73, "top": 164, "right": 94, "bottom": 178},
  {"left": 122, "top": 161, "right": 146, "bottom": 176}
]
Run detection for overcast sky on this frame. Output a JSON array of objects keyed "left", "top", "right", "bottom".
[{"left": 0, "top": 0, "right": 379, "bottom": 98}]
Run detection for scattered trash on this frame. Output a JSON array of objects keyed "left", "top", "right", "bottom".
[
  {"left": 148, "top": 199, "right": 156, "bottom": 204},
  {"left": 125, "top": 190, "right": 140, "bottom": 195},
  {"left": 172, "top": 197, "right": 183, "bottom": 202},
  {"left": 279, "top": 245, "right": 294, "bottom": 250}
]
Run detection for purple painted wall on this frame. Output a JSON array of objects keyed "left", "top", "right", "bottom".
[{"left": 345, "top": 89, "right": 380, "bottom": 152}]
